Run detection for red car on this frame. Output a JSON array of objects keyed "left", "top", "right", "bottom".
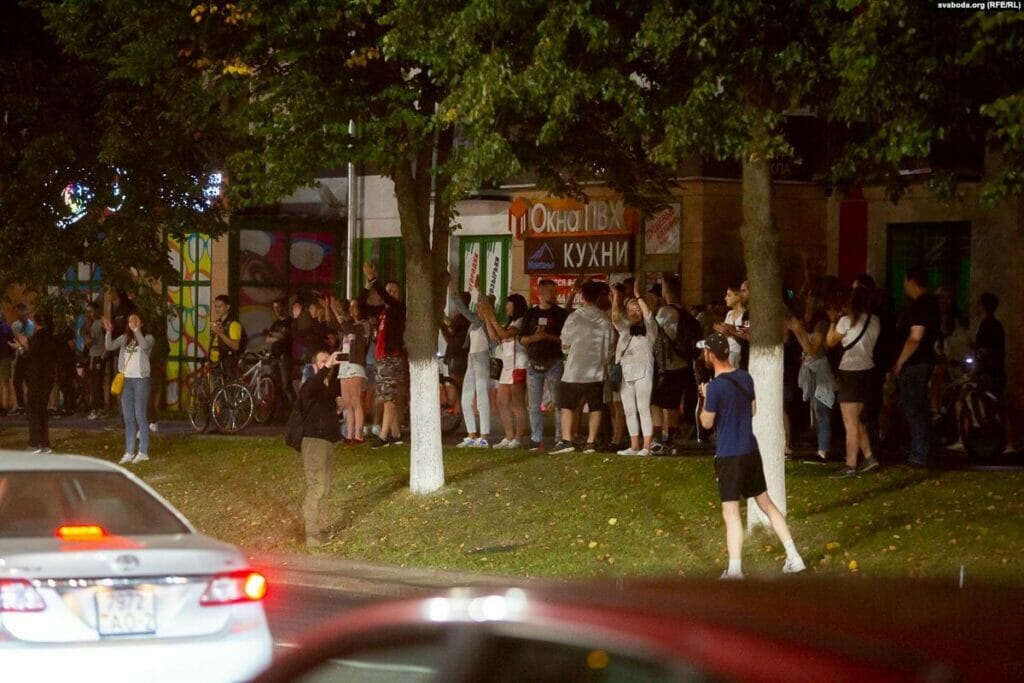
[{"left": 254, "top": 578, "right": 1024, "bottom": 682}]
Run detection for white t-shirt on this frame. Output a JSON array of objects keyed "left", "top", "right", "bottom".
[
  {"left": 467, "top": 324, "right": 490, "bottom": 354},
  {"left": 836, "top": 314, "right": 879, "bottom": 371},
  {"left": 498, "top": 320, "right": 527, "bottom": 383},
  {"left": 123, "top": 343, "right": 143, "bottom": 378},
  {"left": 614, "top": 314, "right": 656, "bottom": 381},
  {"left": 561, "top": 305, "right": 614, "bottom": 383},
  {"left": 724, "top": 309, "right": 746, "bottom": 364}
]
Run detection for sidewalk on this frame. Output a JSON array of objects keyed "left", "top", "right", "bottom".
[{"left": 247, "top": 551, "right": 558, "bottom": 597}]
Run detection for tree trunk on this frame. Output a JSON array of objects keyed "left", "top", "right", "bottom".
[
  {"left": 740, "top": 121, "right": 788, "bottom": 529},
  {"left": 392, "top": 151, "right": 447, "bottom": 494}
]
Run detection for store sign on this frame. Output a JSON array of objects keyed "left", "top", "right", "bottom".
[
  {"left": 462, "top": 240, "right": 505, "bottom": 303},
  {"left": 524, "top": 235, "right": 633, "bottom": 275},
  {"left": 509, "top": 196, "right": 640, "bottom": 240},
  {"left": 645, "top": 203, "right": 681, "bottom": 255}
]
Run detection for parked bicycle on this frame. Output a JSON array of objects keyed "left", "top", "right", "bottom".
[
  {"left": 934, "top": 357, "right": 1006, "bottom": 461},
  {"left": 186, "top": 359, "right": 254, "bottom": 434},
  {"left": 237, "top": 351, "right": 279, "bottom": 424}
]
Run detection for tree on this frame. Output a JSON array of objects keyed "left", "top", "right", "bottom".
[
  {"left": 40, "top": 0, "right": 476, "bottom": 493},
  {"left": 422, "top": 0, "right": 846, "bottom": 528},
  {"left": 2, "top": 2, "right": 230, "bottom": 297}
]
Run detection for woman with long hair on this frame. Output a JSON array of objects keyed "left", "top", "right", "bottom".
[
  {"left": 788, "top": 292, "right": 836, "bottom": 460},
  {"left": 335, "top": 297, "right": 372, "bottom": 444},
  {"left": 448, "top": 278, "right": 495, "bottom": 448},
  {"left": 827, "top": 286, "right": 881, "bottom": 476},
  {"left": 611, "top": 282, "right": 657, "bottom": 456},
  {"left": 105, "top": 312, "right": 155, "bottom": 464},
  {"left": 485, "top": 293, "right": 529, "bottom": 448}
]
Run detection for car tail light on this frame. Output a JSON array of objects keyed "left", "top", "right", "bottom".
[
  {"left": 0, "top": 579, "right": 46, "bottom": 612},
  {"left": 200, "top": 570, "right": 267, "bottom": 606},
  {"left": 56, "top": 525, "right": 108, "bottom": 541}
]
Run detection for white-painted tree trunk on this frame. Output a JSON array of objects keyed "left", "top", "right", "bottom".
[
  {"left": 748, "top": 344, "right": 787, "bottom": 531},
  {"left": 408, "top": 357, "right": 445, "bottom": 494}
]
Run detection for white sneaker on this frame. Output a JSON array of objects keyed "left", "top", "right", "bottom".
[
  {"left": 371, "top": 425, "right": 381, "bottom": 437},
  {"left": 131, "top": 453, "right": 150, "bottom": 464},
  {"left": 719, "top": 570, "right": 745, "bottom": 580},
  {"left": 617, "top": 447, "right": 639, "bottom": 456},
  {"left": 455, "top": 437, "right": 477, "bottom": 448},
  {"left": 475, "top": 438, "right": 490, "bottom": 448},
  {"left": 506, "top": 439, "right": 521, "bottom": 449},
  {"left": 119, "top": 453, "right": 134, "bottom": 465},
  {"left": 149, "top": 423, "right": 158, "bottom": 432},
  {"left": 494, "top": 438, "right": 512, "bottom": 449},
  {"left": 783, "top": 556, "right": 807, "bottom": 574},
  {"left": 636, "top": 448, "right": 651, "bottom": 456},
  {"left": 87, "top": 411, "right": 98, "bottom": 420},
  {"left": 946, "top": 441, "right": 966, "bottom": 452}
]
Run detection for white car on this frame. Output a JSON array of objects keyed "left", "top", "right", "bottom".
[{"left": 0, "top": 451, "right": 273, "bottom": 682}]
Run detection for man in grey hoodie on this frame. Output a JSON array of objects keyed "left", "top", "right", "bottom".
[{"left": 551, "top": 280, "right": 614, "bottom": 454}]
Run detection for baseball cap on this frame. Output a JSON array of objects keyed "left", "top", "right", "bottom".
[{"left": 696, "top": 332, "right": 730, "bottom": 358}]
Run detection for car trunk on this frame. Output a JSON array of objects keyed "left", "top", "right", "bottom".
[{"left": 0, "top": 534, "right": 251, "bottom": 643}]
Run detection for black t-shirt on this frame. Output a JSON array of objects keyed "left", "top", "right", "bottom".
[
  {"left": 268, "top": 317, "right": 292, "bottom": 357},
  {"left": 899, "top": 293, "right": 941, "bottom": 367},
  {"left": 519, "top": 304, "right": 568, "bottom": 363},
  {"left": 975, "top": 317, "right": 1005, "bottom": 376}
]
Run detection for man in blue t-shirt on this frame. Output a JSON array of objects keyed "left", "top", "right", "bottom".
[{"left": 698, "top": 332, "right": 806, "bottom": 579}]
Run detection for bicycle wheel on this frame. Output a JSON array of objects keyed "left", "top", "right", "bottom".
[
  {"left": 188, "top": 375, "right": 212, "bottom": 433},
  {"left": 252, "top": 375, "right": 277, "bottom": 424},
  {"left": 211, "top": 383, "right": 254, "bottom": 434}
]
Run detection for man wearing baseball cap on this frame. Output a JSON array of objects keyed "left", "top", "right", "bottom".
[{"left": 698, "top": 332, "right": 806, "bottom": 579}]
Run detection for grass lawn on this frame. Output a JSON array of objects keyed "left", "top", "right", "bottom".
[{"left": 3, "top": 426, "right": 1023, "bottom": 584}]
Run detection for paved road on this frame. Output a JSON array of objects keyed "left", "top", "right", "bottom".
[{"left": 265, "top": 583, "right": 377, "bottom": 650}]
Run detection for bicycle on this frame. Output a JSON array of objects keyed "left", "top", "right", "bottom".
[
  {"left": 237, "top": 351, "right": 279, "bottom": 424},
  {"left": 934, "top": 358, "right": 1006, "bottom": 461},
  {"left": 187, "top": 359, "right": 255, "bottom": 434}
]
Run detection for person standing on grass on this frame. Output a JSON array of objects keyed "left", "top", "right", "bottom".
[
  {"left": 105, "top": 312, "right": 154, "bottom": 465},
  {"left": 448, "top": 277, "right": 497, "bottom": 449},
  {"left": 486, "top": 293, "right": 529, "bottom": 449},
  {"left": 363, "top": 261, "right": 407, "bottom": 449},
  {"left": 19, "top": 313, "right": 59, "bottom": 454},
  {"left": 698, "top": 332, "right": 806, "bottom": 580},
  {"left": 520, "top": 278, "right": 570, "bottom": 451},
  {"left": 894, "top": 267, "right": 941, "bottom": 468},
  {"left": 299, "top": 348, "right": 343, "bottom": 548},
  {"left": 611, "top": 282, "right": 657, "bottom": 456},
  {"left": 552, "top": 280, "right": 615, "bottom": 454},
  {"left": 10, "top": 303, "right": 36, "bottom": 415},
  {"left": 84, "top": 301, "right": 107, "bottom": 419},
  {"left": 827, "top": 287, "right": 881, "bottom": 477},
  {"left": 333, "top": 298, "right": 371, "bottom": 445}
]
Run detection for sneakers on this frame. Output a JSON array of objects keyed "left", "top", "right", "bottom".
[
  {"left": 550, "top": 440, "right": 576, "bottom": 454},
  {"left": 617, "top": 447, "right": 639, "bottom": 456},
  {"left": 783, "top": 556, "right": 807, "bottom": 574},
  {"left": 649, "top": 442, "right": 665, "bottom": 455},
  {"left": 581, "top": 443, "right": 597, "bottom": 454},
  {"left": 455, "top": 437, "right": 477, "bottom": 448},
  {"left": 87, "top": 411, "right": 99, "bottom": 420},
  {"left": 858, "top": 457, "right": 881, "bottom": 473},
  {"left": 493, "top": 438, "right": 513, "bottom": 449},
  {"left": 475, "top": 438, "right": 490, "bottom": 448},
  {"left": 831, "top": 467, "right": 859, "bottom": 478},
  {"left": 529, "top": 441, "right": 544, "bottom": 452},
  {"left": 370, "top": 436, "right": 393, "bottom": 449},
  {"left": 506, "top": 439, "right": 520, "bottom": 449},
  {"left": 719, "top": 570, "right": 745, "bottom": 580},
  {"left": 131, "top": 453, "right": 150, "bottom": 464},
  {"left": 149, "top": 423, "right": 158, "bottom": 432},
  {"left": 371, "top": 425, "right": 381, "bottom": 437},
  {"left": 946, "top": 441, "right": 966, "bottom": 452},
  {"left": 636, "top": 448, "right": 651, "bottom": 456},
  {"left": 32, "top": 447, "right": 53, "bottom": 454},
  {"left": 118, "top": 452, "right": 134, "bottom": 464}
]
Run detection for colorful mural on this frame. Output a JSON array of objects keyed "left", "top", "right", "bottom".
[{"left": 165, "top": 233, "right": 212, "bottom": 410}]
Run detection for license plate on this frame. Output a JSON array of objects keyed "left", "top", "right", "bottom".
[{"left": 96, "top": 588, "right": 157, "bottom": 636}]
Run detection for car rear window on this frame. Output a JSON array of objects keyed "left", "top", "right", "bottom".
[{"left": 0, "top": 471, "right": 190, "bottom": 537}]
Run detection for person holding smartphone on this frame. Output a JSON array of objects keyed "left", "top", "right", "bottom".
[{"left": 299, "top": 348, "right": 343, "bottom": 547}]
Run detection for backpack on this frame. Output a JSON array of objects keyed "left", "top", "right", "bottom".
[{"left": 659, "top": 304, "right": 703, "bottom": 365}]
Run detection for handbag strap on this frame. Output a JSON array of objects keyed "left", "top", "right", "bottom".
[
  {"left": 617, "top": 333, "right": 633, "bottom": 363},
  {"left": 841, "top": 314, "right": 873, "bottom": 353},
  {"left": 717, "top": 372, "right": 754, "bottom": 402}
]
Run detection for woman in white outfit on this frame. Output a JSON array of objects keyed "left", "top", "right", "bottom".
[
  {"left": 485, "top": 293, "right": 529, "bottom": 449},
  {"left": 104, "top": 313, "right": 154, "bottom": 464},
  {"left": 611, "top": 283, "right": 657, "bottom": 456},
  {"left": 448, "top": 280, "right": 496, "bottom": 448}
]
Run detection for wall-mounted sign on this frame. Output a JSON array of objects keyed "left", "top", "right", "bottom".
[
  {"left": 524, "top": 235, "right": 633, "bottom": 275},
  {"left": 645, "top": 203, "right": 681, "bottom": 255},
  {"left": 509, "top": 196, "right": 640, "bottom": 240}
]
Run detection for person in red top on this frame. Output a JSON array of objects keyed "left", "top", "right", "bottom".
[{"left": 363, "top": 261, "right": 407, "bottom": 448}]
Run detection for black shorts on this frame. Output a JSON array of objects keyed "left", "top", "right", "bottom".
[
  {"left": 559, "top": 381, "right": 604, "bottom": 412},
  {"left": 837, "top": 369, "right": 873, "bottom": 404},
  {"left": 651, "top": 367, "right": 687, "bottom": 409},
  {"left": 714, "top": 451, "right": 768, "bottom": 502}
]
